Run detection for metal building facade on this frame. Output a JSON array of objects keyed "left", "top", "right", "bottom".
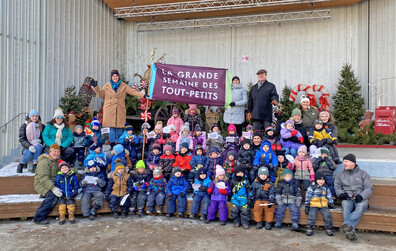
[{"left": 0, "top": 0, "right": 126, "bottom": 160}]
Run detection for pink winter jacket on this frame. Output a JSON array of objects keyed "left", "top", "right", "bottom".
[
  {"left": 167, "top": 117, "right": 184, "bottom": 135},
  {"left": 292, "top": 155, "right": 315, "bottom": 181}
]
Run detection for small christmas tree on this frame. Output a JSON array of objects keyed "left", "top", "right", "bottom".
[
  {"left": 280, "top": 84, "right": 294, "bottom": 120},
  {"left": 59, "top": 86, "right": 88, "bottom": 125},
  {"left": 333, "top": 64, "right": 365, "bottom": 133}
]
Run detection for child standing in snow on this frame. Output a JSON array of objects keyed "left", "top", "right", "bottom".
[
  {"left": 305, "top": 171, "right": 334, "bottom": 237},
  {"left": 166, "top": 167, "right": 190, "bottom": 218},
  {"left": 147, "top": 167, "right": 167, "bottom": 215},
  {"left": 206, "top": 166, "right": 231, "bottom": 226},
  {"left": 55, "top": 160, "right": 79, "bottom": 225},
  {"left": 190, "top": 168, "right": 212, "bottom": 221}
]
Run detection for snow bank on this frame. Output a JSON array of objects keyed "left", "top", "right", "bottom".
[{"left": 0, "top": 162, "right": 35, "bottom": 177}]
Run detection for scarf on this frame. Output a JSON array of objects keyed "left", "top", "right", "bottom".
[
  {"left": 110, "top": 79, "right": 121, "bottom": 93},
  {"left": 26, "top": 122, "right": 41, "bottom": 145},
  {"left": 54, "top": 123, "right": 65, "bottom": 146}
]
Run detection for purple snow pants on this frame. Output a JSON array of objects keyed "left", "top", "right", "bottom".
[{"left": 207, "top": 200, "right": 228, "bottom": 222}]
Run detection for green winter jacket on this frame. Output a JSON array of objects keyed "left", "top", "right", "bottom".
[
  {"left": 301, "top": 106, "right": 319, "bottom": 130},
  {"left": 42, "top": 123, "right": 73, "bottom": 148},
  {"left": 34, "top": 154, "right": 60, "bottom": 196}
]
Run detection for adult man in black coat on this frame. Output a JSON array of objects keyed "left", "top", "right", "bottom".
[{"left": 247, "top": 69, "right": 279, "bottom": 131}]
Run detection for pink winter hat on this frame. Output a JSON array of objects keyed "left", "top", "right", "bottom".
[
  {"left": 189, "top": 104, "right": 197, "bottom": 111},
  {"left": 228, "top": 124, "right": 237, "bottom": 133},
  {"left": 298, "top": 145, "right": 307, "bottom": 154},
  {"left": 215, "top": 165, "right": 225, "bottom": 177},
  {"left": 154, "top": 123, "right": 163, "bottom": 131}
]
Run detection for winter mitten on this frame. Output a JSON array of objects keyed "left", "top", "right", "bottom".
[
  {"left": 96, "top": 179, "right": 102, "bottom": 185},
  {"left": 298, "top": 137, "right": 304, "bottom": 144},
  {"left": 310, "top": 173, "right": 315, "bottom": 182},
  {"left": 305, "top": 205, "right": 310, "bottom": 215},
  {"left": 276, "top": 144, "right": 282, "bottom": 151},
  {"left": 229, "top": 102, "right": 236, "bottom": 107},
  {"left": 81, "top": 179, "right": 88, "bottom": 186},
  {"left": 326, "top": 138, "right": 333, "bottom": 144},
  {"left": 31, "top": 139, "right": 41, "bottom": 145},
  {"left": 51, "top": 187, "right": 63, "bottom": 198},
  {"left": 29, "top": 146, "right": 36, "bottom": 153},
  {"left": 311, "top": 139, "right": 319, "bottom": 145},
  {"left": 123, "top": 138, "right": 129, "bottom": 143},
  {"left": 133, "top": 186, "right": 139, "bottom": 191},
  {"left": 179, "top": 192, "right": 185, "bottom": 198},
  {"left": 317, "top": 140, "right": 326, "bottom": 147},
  {"left": 219, "top": 189, "right": 227, "bottom": 195},
  {"left": 333, "top": 140, "right": 339, "bottom": 145},
  {"left": 207, "top": 188, "right": 213, "bottom": 194},
  {"left": 354, "top": 194, "right": 363, "bottom": 203},
  {"left": 90, "top": 79, "right": 98, "bottom": 87},
  {"left": 338, "top": 193, "right": 350, "bottom": 200},
  {"left": 290, "top": 130, "right": 298, "bottom": 137},
  {"left": 199, "top": 186, "right": 208, "bottom": 192},
  {"left": 167, "top": 194, "right": 173, "bottom": 200},
  {"left": 328, "top": 203, "right": 334, "bottom": 209}
]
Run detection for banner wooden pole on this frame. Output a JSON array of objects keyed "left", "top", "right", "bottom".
[{"left": 141, "top": 82, "right": 150, "bottom": 160}]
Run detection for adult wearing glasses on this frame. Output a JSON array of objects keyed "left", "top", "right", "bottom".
[
  {"left": 42, "top": 107, "right": 74, "bottom": 165},
  {"left": 90, "top": 69, "right": 145, "bottom": 150}
]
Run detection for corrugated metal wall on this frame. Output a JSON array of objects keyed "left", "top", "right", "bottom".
[
  {"left": 126, "top": 0, "right": 395, "bottom": 111},
  {"left": 0, "top": 0, "right": 126, "bottom": 159}
]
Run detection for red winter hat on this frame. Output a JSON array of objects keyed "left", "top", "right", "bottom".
[{"left": 58, "top": 159, "right": 70, "bottom": 170}]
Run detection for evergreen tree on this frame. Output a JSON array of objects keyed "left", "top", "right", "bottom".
[
  {"left": 59, "top": 86, "right": 87, "bottom": 125},
  {"left": 280, "top": 84, "right": 294, "bottom": 120},
  {"left": 333, "top": 64, "right": 365, "bottom": 133}
]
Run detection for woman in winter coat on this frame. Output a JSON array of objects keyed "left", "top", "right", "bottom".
[
  {"left": 18, "top": 109, "right": 45, "bottom": 173},
  {"left": 223, "top": 76, "right": 248, "bottom": 136},
  {"left": 298, "top": 95, "right": 319, "bottom": 130},
  {"left": 91, "top": 69, "right": 145, "bottom": 149},
  {"left": 42, "top": 108, "right": 75, "bottom": 165}
]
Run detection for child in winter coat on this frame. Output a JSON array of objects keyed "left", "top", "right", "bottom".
[
  {"left": 107, "top": 144, "right": 132, "bottom": 173},
  {"left": 224, "top": 150, "right": 238, "bottom": 180},
  {"left": 206, "top": 123, "right": 224, "bottom": 153},
  {"left": 280, "top": 120, "right": 305, "bottom": 158},
  {"left": 305, "top": 171, "right": 334, "bottom": 237},
  {"left": 189, "top": 145, "right": 207, "bottom": 182},
  {"left": 238, "top": 139, "right": 255, "bottom": 182},
  {"left": 159, "top": 144, "right": 176, "bottom": 181},
  {"left": 253, "top": 140, "right": 278, "bottom": 183},
  {"left": 274, "top": 150, "right": 293, "bottom": 187},
  {"left": 146, "top": 142, "right": 162, "bottom": 167},
  {"left": 72, "top": 125, "right": 86, "bottom": 167},
  {"left": 291, "top": 108, "right": 308, "bottom": 146},
  {"left": 84, "top": 117, "right": 106, "bottom": 146},
  {"left": 204, "top": 146, "right": 223, "bottom": 179},
  {"left": 263, "top": 126, "right": 281, "bottom": 152},
  {"left": 184, "top": 104, "right": 202, "bottom": 131},
  {"left": 274, "top": 169, "right": 302, "bottom": 230},
  {"left": 238, "top": 124, "right": 254, "bottom": 144},
  {"left": 222, "top": 124, "right": 239, "bottom": 161},
  {"left": 137, "top": 122, "right": 151, "bottom": 160},
  {"left": 313, "top": 147, "right": 337, "bottom": 196},
  {"left": 146, "top": 122, "right": 163, "bottom": 151},
  {"left": 118, "top": 123, "right": 138, "bottom": 165},
  {"left": 84, "top": 143, "right": 107, "bottom": 179},
  {"left": 192, "top": 124, "right": 207, "bottom": 153},
  {"left": 167, "top": 107, "right": 184, "bottom": 134},
  {"left": 252, "top": 166, "right": 276, "bottom": 230},
  {"left": 130, "top": 160, "right": 152, "bottom": 216},
  {"left": 105, "top": 160, "right": 133, "bottom": 218},
  {"left": 166, "top": 167, "right": 190, "bottom": 217},
  {"left": 161, "top": 126, "right": 178, "bottom": 153},
  {"left": 230, "top": 166, "right": 252, "bottom": 229},
  {"left": 55, "top": 160, "right": 79, "bottom": 224},
  {"left": 291, "top": 146, "right": 315, "bottom": 191},
  {"left": 147, "top": 167, "right": 167, "bottom": 215},
  {"left": 80, "top": 160, "right": 106, "bottom": 220},
  {"left": 190, "top": 168, "right": 212, "bottom": 221},
  {"left": 172, "top": 142, "right": 193, "bottom": 184},
  {"left": 176, "top": 122, "right": 194, "bottom": 152},
  {"left": 308, "top": 119, "right": 340, "bottom": 163},
  {"left": 206, "top": 166, "right": 231, "bottom": 225}
]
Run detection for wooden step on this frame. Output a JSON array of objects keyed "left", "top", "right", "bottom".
[
  {"left": 1, "top": 195, "right": 395, "bottom": 232},
  {"left": 2, "top": 177, "right": 395, "bottom": 210}
]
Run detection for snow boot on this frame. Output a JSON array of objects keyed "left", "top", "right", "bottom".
[
  {"left": 341, "top": 223, "right": 353, "bottom": 233},
  {"left": 205, "top": 218, "right": 210, "bottom": 224},
  {"left": 166, "top": 213, "right": 172, "bottom": 218},
  {"left": 88, "top": 214, "right": 95, "bottom": 220},
  {"left": 113, "top": 211, "right": 119, "bottom": 219},
  {"left": 274, "top": 222, "right": 282, "bottom": 228},
  {"left": 31, "top": 164, "right": 37, "bottom": 173},
  {"left": 306, "top": 229, "right": 314, "bottom": 236},
  {"left": 326, "top": 229, "right": 334, "bottom": 236},
  {"left": 292, "top": 223, "right": 299, "bottom": 230},
  {"left": 220, "top": 221, "right": 226, "bottom": 226},
  {"left": 121, "top": 211, "right": 128, "bottom": 218},
  {"left": 177, "top": 212, "right": 184, "bottom": 218},
  {"left": 16, "top": 163, "right": 24, "bottom": 173},
  {"left": 265, "top": 222, "right": 272, "bottom": 230},
  {"left": 190, "top": 213, "right": 196, "bottom": 219},
  {"left": 346, "top": 230, "right": 357, "bottom": 241},
  {"left": 200, "top": 214, "right": 206, "bottom": 221},
  {"left": 157, "top": 206, "right": 163, "bottom": 215},
  {"left": 129, "top": 207, "right": 135, "bottom": 214},
  {"left": 243, "top": 224, "right": 249, "bottom": 229},
  {"left": 67, "top": 204, "right": 76, "bottom": 224},
  {"left": 58, "top": 204, "right": 67, "bottom": 225},
  {"left": 137, "top": 209, "right": 143, "bottom": 217},
  {"left": 34, "top": 219, "right": 49, "bottom": 225},
  {"left": 234, "top": 222, "right": 241, "bottom": 228},
  {"left": 256, "top": 222, "right": 263, "bottom": 229}
]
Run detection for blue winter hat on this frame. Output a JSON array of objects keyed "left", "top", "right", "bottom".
[
  {"left": 197, "top": 168, "right": 207, "bottom": 176},
  {"left": 91, "top": 117, "right": 100, "bottom": 128},
  {"left": 75, "top": 125, "right": 83, "bottom": 132},
  {"left": 90, "top": 142, "right": 102, "bottom": 151},
  {"left": 261, "top": 140, "right": 272, "bottom": 150},
  {"left": 141, "top": 122, "right": 151, "bottom": 132},
  {"left": 87, "top": 160, "right": 98, "bottom": 168},
  {"left": 29, "top": 109, "right": 39, "bottom": 118},
  {"left": 113, "top": 144, "right": 124, "bottom": 155},
  {"left": 180, "top": 142, "right": 189, "bottom": 150},
  {"left": 124, "top": 122, "right": 133, "bottom": 132}
]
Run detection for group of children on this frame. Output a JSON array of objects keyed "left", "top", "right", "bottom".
[{"left": 53, "top": 104, "right": 340, "bottom": 236}]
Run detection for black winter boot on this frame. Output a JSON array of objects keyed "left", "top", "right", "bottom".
[
  {"left": 16, "top": 163, "right": 24, "bottom": 173},
  {"left": 113, "top": 211, "right": 119, "bottom": 219},
  {"left": 256, "top": 222, "right": 263, "bottom": 229},
  {"left": 190, "top": 213, "right": 196, "bottom": 219},
  {"left": 121, "top": 211, "right": 128, "bottom": 218},
  {"left": 31, "top": 164, "right": 37, "bottom": 173},
  {"left": 265, "top": 222, "right": 272, "bottom": 230}
]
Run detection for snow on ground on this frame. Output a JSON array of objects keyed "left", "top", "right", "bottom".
[{"left": 0, "top": 162, "right": 34, "bottom": 177}]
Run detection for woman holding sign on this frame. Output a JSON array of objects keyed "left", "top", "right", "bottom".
[
  {"left": 90, "top": 70, "right": 146, "bottom": 149},
  {"left": 223, "top": 76, "right": 247, "bottom": 136}
]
